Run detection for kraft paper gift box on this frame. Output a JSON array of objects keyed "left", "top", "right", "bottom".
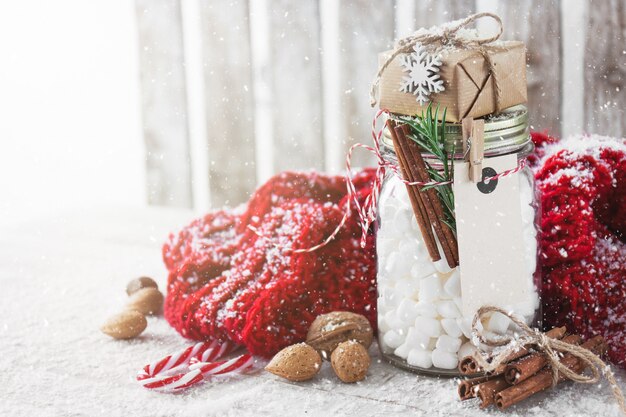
[{"left": 378, "top": 41, "right": 527, "bottom": 121}]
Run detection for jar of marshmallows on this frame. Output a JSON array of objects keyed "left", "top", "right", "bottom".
[{"left": 376, "top": 106, "right": 541, "bottom": 376}]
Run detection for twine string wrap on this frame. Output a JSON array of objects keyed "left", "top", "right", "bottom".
[
  {"left": 470, "top": 306, "right": 626, "bottom": 415},
  {"left": 370, "top": 12, "right": 505, "bottom": 112}
]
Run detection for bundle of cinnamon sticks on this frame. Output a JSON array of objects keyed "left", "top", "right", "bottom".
[
  {"left": 386, "top": 121, "right": 458, "bottom": 268},
  {"left": 457, "top": 327, "right": 608, "bottom": 410}
]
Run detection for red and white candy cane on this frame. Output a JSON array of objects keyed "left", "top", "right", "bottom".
[{"left": 137, "top": 340, "right": 255, "bottom": 392}]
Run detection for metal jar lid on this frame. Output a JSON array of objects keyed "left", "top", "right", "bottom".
[{"left": 383, "top": 105, "right": 531, "bottom": 159}]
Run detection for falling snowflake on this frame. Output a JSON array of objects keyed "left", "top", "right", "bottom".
[{"left": 399, "top": 43, "right": 445, "bottom": 105}]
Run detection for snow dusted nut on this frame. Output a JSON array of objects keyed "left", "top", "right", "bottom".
[
  {"left": 458, "top": 341, "right": 477, "bottom": 360},
  {"left": 405, "top": 327, "right": 431, "bottom": 350},
  {"left": 486, "top": 311, "right": 512, "bottom": 335},
  {"left": 436, "top": 300, "right": 461, "bottom": 319},
  {"left": 126, "top": 287, "right": 164, "bottom": 315},
  {"left": 435, "top": 335, "right": 462, "bottom": 353},
  {"left": 441, "top": 318, "right": 463, "bottom": 338},
  {"left": 306, "top": 312, "right": 373, "bottom": 357},
  {"left": 382, "top": 329, "right": 404, "bottom": 349},
  {"left": 265, "top": 343, "right": 322, "bottom": 382},
  {"left": 126, "top": 276, "right": 158, "bottom": 296},
  {"left": 394, "top": 343, "right": 411, "bottom": 360},
  {"left": 431, "top": 348, "right": 458, "bottom": 369},
  {"left": 101, "top": 310, "right": 147, "bottom": 339},
  {"left": 415, "top": 316, "right": 441, "bottom": 338},
  {"left": 443, "top": 269, "right": 461, "bottom": 298},
  {"left": 419, "top": 274, "right": 441, "bottom": 302},
  {"left": 331, "top": 341, "right": 371, "bottom": 383},
  {"left": 407, "top": 349, "right": 433, "bottom": 368}
]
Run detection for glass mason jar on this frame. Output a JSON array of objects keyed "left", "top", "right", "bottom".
[{"left": 376, "top": 106, "right": 541, "bottom": 376}]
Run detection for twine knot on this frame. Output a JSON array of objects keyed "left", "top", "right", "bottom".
[
  {"left": 370, "top": 12, "right": 504, "bottom": 110},
  {"left": 470, "top": 306, "right": 626, "bottom": 414}
]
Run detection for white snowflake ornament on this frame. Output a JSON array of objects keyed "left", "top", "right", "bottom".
[{"left": 399, "top": 43, "right": 445, "bottom": 105}]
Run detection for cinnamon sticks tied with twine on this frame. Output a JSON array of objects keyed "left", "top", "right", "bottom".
[
  {"left": 386, "top": 120, "right": 458, "bottom": 268},
  {"left": 457, "top": 306, "right": 626, "bottom": 414}
]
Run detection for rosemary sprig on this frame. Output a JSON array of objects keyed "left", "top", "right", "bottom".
[{"left": 397, "top": 104, "right": 456, "bottom": 234}]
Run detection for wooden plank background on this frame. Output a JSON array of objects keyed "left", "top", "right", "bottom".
[{"left": 134, "top": 0, "right": 624, "bottom": 209}]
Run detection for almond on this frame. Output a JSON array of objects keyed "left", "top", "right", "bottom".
[
  {"left": 101, "top": 310, "right": 147, "bottom": 339},
  {"left": 265, "top": 343, "right": 322, "bottom": 382},
  {"left": 306, "top": 311, "right": 373, "bottom": 358},
  {"left": 331, "top": 340, "right": 370, "bottom": 383},
  {"left": 126, "top": 276, "right": 158, "bottom": 296},
  {"left": 126, "top": 287, "right": 164, "bottom": 315}
]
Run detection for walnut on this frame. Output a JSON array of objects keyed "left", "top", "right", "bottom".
[{"left": 306, "top": 311, "right": 373, "bottom": 358}]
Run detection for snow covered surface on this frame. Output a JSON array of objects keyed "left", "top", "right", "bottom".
[{"left": 2, "top": 207, "right": 625, "bottom": 417}]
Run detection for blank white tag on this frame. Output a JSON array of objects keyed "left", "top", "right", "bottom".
[{"left": 453, "top": 154, "right": 529, "bottom": 317}]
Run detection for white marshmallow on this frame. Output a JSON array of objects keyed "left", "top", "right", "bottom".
[
  {"left": 395, "top": 278, "right": 419, "bottom": 299},
  {"left": 382, "top": 329, "right": 404, "bottom": 349},
  {"left": 377, "top": 313, "right": 391, "bottom": 333},
  {"left": 398, "top": 238, "right": 421, "bottom": 259},
  {"left": 434, "top": 258, "right": 453, "bottom": 274},
  {"left": 407, "top": 349, "right": 433, "bottom": 368},
  {"left": 443, "top": 269, "right": 461, "bottom": 298},
  {"left": 436, "top": 300, "right": 461, "bottom": 319},
  {"left": 410, "top": 260, "right": 437, "bottom": 280},
  {"left": 453, "top": 297, "right": 463, "bottom": 312},
  {"left": 458, "top": 341, "right": 477, "bottom": 359},
  {"left": 385, "top": 251, "right": 412, "bottom": 278},
  {"left": 441, "top": 318, "right": 463, "bottom": 338},
  {"left": 414, "top": 302, "right": 438, "bottom": 318},
  {"left": 419, "top": 274, "right": 441, "bottom": 302},
  {"left": 457, "top": 317, "right": 477, "bottom": 339},
  {"left": 397, "top": 298, "right": 420, "bottom": 323},
  {"left": 394, "top": 343, "right": 411, "bottom": 359},
  {"left": 384, "top": 310, "right": 406, "bottom": 330},
  {"left": 415, "top": 316, "right": 441, "bottom": 337},
  {"left": 377, "top": 237, "right": 399, "bottom": 257},
  {"left": 405, "top": 327, "right": 431, "bottom": 350},
  {"left": 431, "top": 348, "right": 459, "bottom": 369},
  {"left": 486, "top": 311, "right": 512, "bottom": 335},
  {"left": 435, "top": 335, "right": 462, "bottom": 353}
]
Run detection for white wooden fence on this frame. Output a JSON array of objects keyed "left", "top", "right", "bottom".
[{"left": 134, "top": 0, "right": 625, "bottom": 210}]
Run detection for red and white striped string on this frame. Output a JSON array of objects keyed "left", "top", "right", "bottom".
[
  {"left": 248, "top": 109, "right": 527, "bottom": 252},
  {"left": 137, "top": 340, "right": 255, "bottom": 392}
]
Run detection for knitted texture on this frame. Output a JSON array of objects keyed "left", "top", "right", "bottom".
[
  {"left": 531, "top": 132, "right": 626, "bottom": 369},
  {"left": 163, "top": 170, "right": 377, "bottom": 358}
]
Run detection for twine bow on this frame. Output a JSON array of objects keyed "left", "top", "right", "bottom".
[
  {"left": 471, "top": 306, "right": 626, "bottom": 414},
  {"left": 370, "top": 12, "right": 504, "bottom": 111}
]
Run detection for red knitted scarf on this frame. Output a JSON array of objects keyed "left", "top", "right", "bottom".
[{"left": 163, "top": 170, "right": 377, "bottom": 358}]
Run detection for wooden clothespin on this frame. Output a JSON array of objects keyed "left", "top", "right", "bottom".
[{"left": 461, "top": 117, "right": 485, "bottom": 183}]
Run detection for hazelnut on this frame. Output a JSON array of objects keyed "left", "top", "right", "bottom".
[
  {"left": 331, "top": 340, "right": 371, "bottom": 383},
  {"left": 126, "top": 276, "right": 158, "bottom": 296}
]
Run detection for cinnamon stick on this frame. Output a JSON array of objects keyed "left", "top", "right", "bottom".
[
  {"left": 402, "top": 126, "right": 459, "bottom": 267},
  {"left": 494, "top": 336, "right": 607, "bottom": 410},
  {"left": 474, "top": 375, "right": 510, "bottom": 408},
  {"left": 504, "top": 334, "right": 582, "bottom": 385},
  {"left": 386, "top": 120, "right": 440, "bottom": 261},
  {"left": 458, "top": 375, "right": 491, "bottom": 401},
  {"left": 394, "top": 125, "right": 457, "bottom": 268},
  {"left": 458, "top": 326, "right": 567, "bottom": 376}
]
